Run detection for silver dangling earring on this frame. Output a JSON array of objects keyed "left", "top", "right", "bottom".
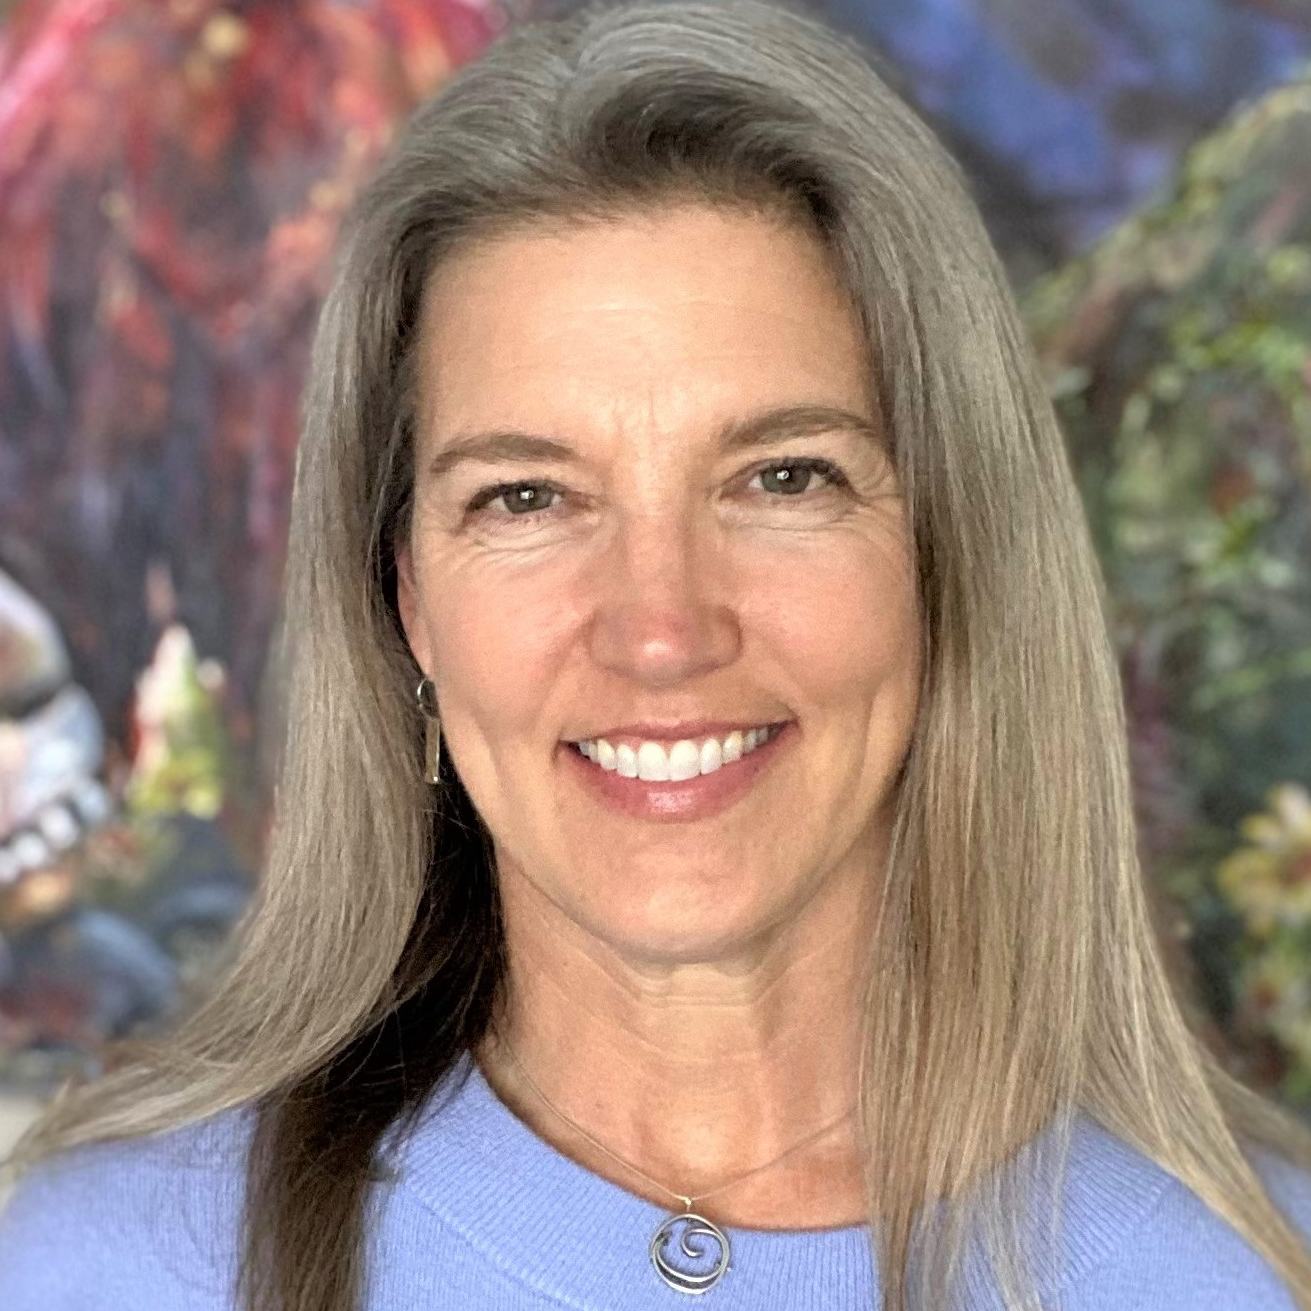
[{"left": 416, "top": 676, "right": 441, "bottom": 784}]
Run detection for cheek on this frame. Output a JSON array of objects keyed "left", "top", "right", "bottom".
[
  {"left": 422, "top": 527, "right": 921, "bottom": 733},
  {"left": 738, "top": 535, "right": 921, "bottom": 703},
  {"left": 425, "top": 557, "right": 583, "bottom": 722}
]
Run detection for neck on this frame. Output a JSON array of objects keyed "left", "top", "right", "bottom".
[{"left": 474, "top": 842, "right": 878, "bottom": 1229}]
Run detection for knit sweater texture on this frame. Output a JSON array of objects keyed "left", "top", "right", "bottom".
[{"left": 2, "top": 1051, "right": 1310, "bottom": 1310}]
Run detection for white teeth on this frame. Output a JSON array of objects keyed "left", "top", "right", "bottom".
[
  {"left": 575, "top": 724, "right": 780, "bottom": 779},
  {"left": 636, "top": 741, "right": 670, "bottom": 781},
  {"left": 667, "top": 740, "right": 701, "bottom": 782}
]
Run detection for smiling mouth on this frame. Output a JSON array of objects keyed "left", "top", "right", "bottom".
[{"left": 565, "top": 722, "right": 790, "bottom": 782}]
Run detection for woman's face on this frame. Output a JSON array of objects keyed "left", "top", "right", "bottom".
[{"left": 397, "top": 204, "right": 922, "bottom": 962}]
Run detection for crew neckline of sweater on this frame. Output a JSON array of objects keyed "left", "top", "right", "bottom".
[{"left": 382, "top": 1051, "right": 1179, "bottom": 1309}]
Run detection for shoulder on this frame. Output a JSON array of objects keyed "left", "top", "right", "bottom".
[
  {"left": 0, "top": 1104, "right": 255, "bottom": 1311},
  {"left": 1061, "top": 1140, "right": 1311, "bottom": 1311}
]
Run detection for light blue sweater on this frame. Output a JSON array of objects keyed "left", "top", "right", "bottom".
[{"left": 2, "top": 1051, "right": 1310, "bottom": 1310}]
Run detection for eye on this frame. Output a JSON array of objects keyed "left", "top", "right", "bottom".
[
  {"left": 461, "top": 456, "right": 852, "bottom": 528},
  {"left": 746, "top": 457, "right": 849, "bottom": 498},
  {"left": 464, "top": 480, "right": 565, "bottom": 521}
]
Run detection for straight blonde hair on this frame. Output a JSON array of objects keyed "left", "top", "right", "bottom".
[{"left": 8, "top": 2, "right": 1311, "bottom": 1309}]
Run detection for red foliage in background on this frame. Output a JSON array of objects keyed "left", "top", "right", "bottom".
[{"left": 0, "top": 0, "right": 506, "bottom": 754}]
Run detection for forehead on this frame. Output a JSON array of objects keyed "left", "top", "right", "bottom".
[{"left": 413, "top": 206, "right": 874, "bottom": 438}]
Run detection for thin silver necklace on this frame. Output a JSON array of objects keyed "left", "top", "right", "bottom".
[{"left": 494, "top": 1033, "right": 858, "bottom": 1296}]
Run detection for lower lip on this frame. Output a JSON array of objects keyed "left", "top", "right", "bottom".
[{"left": 558, "top": 723, "right": 796, "bottom": 822}]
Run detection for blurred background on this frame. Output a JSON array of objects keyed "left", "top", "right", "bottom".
[{"left": 1, "top": 0, "right": 1310, "bottom": 1160}]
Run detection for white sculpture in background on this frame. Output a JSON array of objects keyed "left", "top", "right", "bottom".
[{"left": 0, "top": 570, "right": 111, "bottom": 885}]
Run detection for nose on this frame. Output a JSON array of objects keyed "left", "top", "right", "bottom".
[{"left": 586, "top": 510, "right": 741, "bottom": 687}]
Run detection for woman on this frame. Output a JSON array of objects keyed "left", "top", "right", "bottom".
[{"left": 3, "top": 1, "right": 1311, "bottom": 1308}]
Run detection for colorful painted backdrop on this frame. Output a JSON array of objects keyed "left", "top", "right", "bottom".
[{"left": 1, "top": 0, "right": 1309, "bottom": 1117}]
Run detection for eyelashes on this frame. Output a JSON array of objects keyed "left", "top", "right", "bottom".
[{"left": 462, "top": 456, "right": 852, "bottom": 528}]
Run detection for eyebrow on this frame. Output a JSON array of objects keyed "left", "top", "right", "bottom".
[{"left": 423, "top": 403, "right": 885, "bottom": 482}]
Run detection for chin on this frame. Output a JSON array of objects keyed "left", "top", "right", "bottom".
[{"left": 575, "top": 880, "right": 781, "bottom": 962}]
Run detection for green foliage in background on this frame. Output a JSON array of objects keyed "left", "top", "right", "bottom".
[
  {"left": 1023, "top": 70, "right": 1311, "bottom": 1104},
  {"left": 1218, "top": 784, "right": 1311, "bottom": 1101},
  {"left": 64, "top": 624, "right": 235, "bottom": 929},
  {"left": 123, "top": 625, "right": 230, "bottom": 822}
]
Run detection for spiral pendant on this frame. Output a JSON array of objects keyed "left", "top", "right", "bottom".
[{"left": 650, "top": 1210, "right": 731, "bottom": 1295}]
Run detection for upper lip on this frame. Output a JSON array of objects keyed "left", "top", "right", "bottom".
[{"left": 566, "top": 719, "right": 789, "bottom": 743}]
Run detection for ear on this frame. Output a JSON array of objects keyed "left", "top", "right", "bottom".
[{"left": 394, "top": 538, "right": 432, "bottom": 675}]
